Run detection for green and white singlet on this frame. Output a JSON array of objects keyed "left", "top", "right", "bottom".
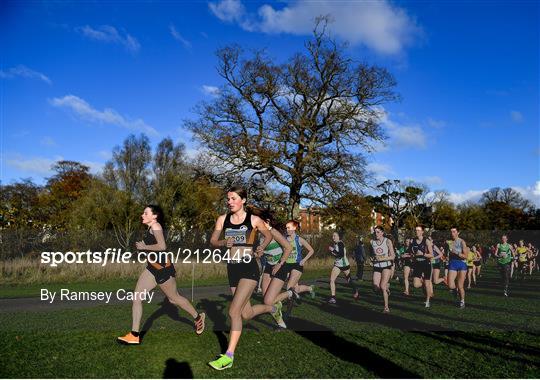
[
  {"left": 264, "top": 239, "right": 283, "bottom": 266},
  {"left": 497, "top": 243, "right": 513, "bottom": 265}
]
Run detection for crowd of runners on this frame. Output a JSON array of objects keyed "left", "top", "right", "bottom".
[{"left": 116, "top": 186, "right": 539, "bottom": 371}]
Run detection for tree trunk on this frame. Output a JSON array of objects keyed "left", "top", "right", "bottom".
[
  {"left": 287, "top": 187, "right": 302, "bottom": 220},
  {"left": 391, "top": 222, "right": 400, "bottom": 245}
]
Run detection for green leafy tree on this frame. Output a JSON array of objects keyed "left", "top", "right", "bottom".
[
  {"left": 322, "top": 192, "right": 373, "bottom": 233},
  {"left": 40, "top": 160, "right": 91, "bottom": 229}
]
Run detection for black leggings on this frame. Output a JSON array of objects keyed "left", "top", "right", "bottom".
[
  {"left": 498, "top": 263, "right": 511, "bottom": 290},
  {"left": 355, "top": 259, "right": 365, "bottom": 279},
  {"left": 346, "top": 273, "right": 359, "bottom": 293},
  {"left": 338, "top": 268, "right": 359, "bottom": 294}
]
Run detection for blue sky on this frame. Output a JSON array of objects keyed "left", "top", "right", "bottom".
[{"left": 1, "top": 0, "right": 538, "bottom": 205}]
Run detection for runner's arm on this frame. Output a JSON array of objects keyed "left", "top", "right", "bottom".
[
  {"left": 253, "top": 215, "right": 272, "bottom": 252},
  {"left": 140, "top": 225, "right": 167, "bottom": 251},
  {"left": 330, "top": 242, "right": 345, "bottom": 258},
  {"left": 386, "top": 239, "right": 396, "bottom": 261},
  {"left": 425, "top": 238, "right": 434, "bottom": 259},
  {"left": 432, "top": 244, "right": 443, "bottom": 261},
  {"left": 459, "top": 239, "right": 468, "bottom": 260},
  {"left": 299, "top": 237, "right": 315, "bottom": 264},
  {"left": 210, "top": 215, "right": 229, "bottom": 247},
  {"left": 402, "top": 244, "right": 411, "bottom": 258}
]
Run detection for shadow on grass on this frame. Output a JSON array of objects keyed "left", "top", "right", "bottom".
[
  {"left": 140, "top": 298, "right": 193, "bottom": 341},
  {"left": 198, "top": 296, "right": 229, "bottom": 352},
  {"left": 292, "top": 318, "right": 420, "bottom": 378},
  {"left": 463, "top": 287, "right": 539, "bottom": 301},
  {"left": 413, "top": 331, "right": 540, "bottom": 367},
  {"left": 387, "top": 301, "right": 531, "bottom": 331},
  {"left": 446, "top": 331, "right": 540, "bottom": 357},
  {"left": 163, "top": 358, "right": 193, "bottom": 378},
  {"left": 302, "top": 296, "right": 450, "bottom": 331}
]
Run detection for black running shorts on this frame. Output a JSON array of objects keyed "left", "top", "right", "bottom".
[
  {"left": 412, "top": 260, "right": 433, "bottom": 279},
  {"left": 227, "top": 260, "right": 260, "bottom": 288}
]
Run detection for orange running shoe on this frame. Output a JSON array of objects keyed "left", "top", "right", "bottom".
[{"left": 117, "top": 332, "right": 140, "bottom": 345}]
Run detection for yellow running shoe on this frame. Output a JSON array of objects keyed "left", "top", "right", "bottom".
[{"left": 208, "top": 354, "right": 233, "bottom": 370}]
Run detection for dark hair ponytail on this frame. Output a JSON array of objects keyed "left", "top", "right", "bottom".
[{"left": 145, "top": 204, "right": 166, "bottom": 230}]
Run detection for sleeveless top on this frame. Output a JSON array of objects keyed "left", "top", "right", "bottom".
[
  {"left": 286, "top": 235, "right": 302, "bottom": 264},
  {"left": 496, "top": 243, "right": 513, "bottom": 265},
  {"left": 410, "top": 237, "right": 428, "bottom": 262},
  {"left": 517, "top": 246, "right": 528, "bottom": 263},
  {"left": 332, "top": 241, "right": 349, "bottom": 267},
  {"left": 448, "top": 239, "right": 465, "bottom": 262},
  {"left": 143, "top": 228, "right": 171, "bottom": 268},
  {"left": 223, "top": 211, "right": 256, "bottom": 248},
  {"left": 371, "top": 238, "right": 392, "bottom": 267},
  {"left": 466, "top": 250, "right": 476, "bottom": 266},
  {"left": 264, "top": 239, "right": 283, "bottom": 265}
]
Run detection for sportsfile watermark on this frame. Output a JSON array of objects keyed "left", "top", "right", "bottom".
[{"left": 40, "top": 248, "right": 254, "bottom": 267}]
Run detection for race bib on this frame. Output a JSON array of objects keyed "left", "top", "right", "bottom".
[{"left": 224, "top": 226, "right": 248, "bottom": 245}]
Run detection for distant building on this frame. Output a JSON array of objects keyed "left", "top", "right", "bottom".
[
  {"left": 298, "top": 206, "right": 390, "bottom": 233},
  {"left": 370, "top": 209, "right": 392, "bottom": 232},
  {"left": 298, "top": 207, "right": 324, "bottom": 233}
]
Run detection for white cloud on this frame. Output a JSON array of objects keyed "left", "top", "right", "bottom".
[
  {"left": 370, "top": 140, "right": 389, "bottom": 153},
  {"left": 0, "top": 65, "right": 52, "bottom": 84},
  {"left": 209, "top": 0, "right": 246, "bottom": 22},
  {"left": 422, "top": 176, "right": 443, "bottom": 186},
  {"left": 49, "top": 95, "right": 158, "bottom": 136},
  {"left": 367, "top": 162, "right": 394, "bottom": 182},
  {"left": 5, "top": 155, "right": 63, "bottom": 177},
  {"left": 377, "top": 109, "right": 427, "bottom": 149},
  {"left": 81, "top": 160, "right": 105, "bottom": 175},
  {"left": 512, "top": 181, "right": 540, "bottom": 207},
  {"left": 388, "top": 125, "right": 426, "bottom": 148},
  {"left": 448, "top": 182, "right": 540, "bottom": 207},
  {"left": 169, "top": 24, "right": 192, "bottom": 48},
  {"left": 77, "top": 25, "right": 140, "bottom": 53},
  {"left": 448, "top": 189, "right": 486, "bottom": 205},
  {"left": 5, "top": 153, "right": 104, "bottom": 179},
  {"left": 40, "top": 137, "right": 57, "bottom": 147},
  {"left": 367, "top": 162, "right": 394, "bottom": 175},
  {"left": 209, "top": 0, "right": 420, "bottom": 55},
  {"left": 402, "top": 176, "right": 443, "bottom": 188},
  {"left": 427, "top": 117, "right": 446, "bottom": 129},
  {"left": 201, "top": 85, "right": 220, "bottom": 96},
  {"left": 97, "top": 150, "right": 112, "bottom": 160},
  {"left": 510, "top": 110, "right": 523, "bottom": 123}
]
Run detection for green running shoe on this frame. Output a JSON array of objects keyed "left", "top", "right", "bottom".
[
  {"left": 309, "top": 285, "right": 316, "bottom": 299},
  {"left": 271, "top": 301, "right": 287, "bottom": 328},
  {"left": 208, "top": 354, "right": 233, "bottom": 370}
]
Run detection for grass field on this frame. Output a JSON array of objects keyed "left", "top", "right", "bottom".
[{"left": 1, "top": 263, "right": 539, "bottom": 378}]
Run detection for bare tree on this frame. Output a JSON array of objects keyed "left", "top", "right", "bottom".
[
  {"left": 186, "top": 17, "right": 398, "bottom": 217},
  {"left": 103, "top": 134, "right": 152, "bottom": 203},
  {"left": 481, "top": 186, "right": 534, "bottom": 211},
  {"left": 368, "top": 179, "right": 430, "bottom": 243},
  {"left": 101, "top": 134, "right": 152, "bottom": 248}
]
